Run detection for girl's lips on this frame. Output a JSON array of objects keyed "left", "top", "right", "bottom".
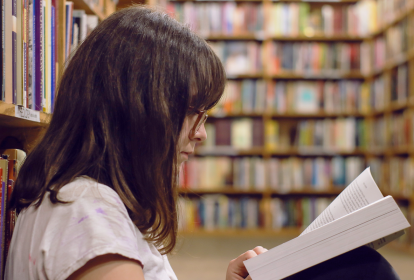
[{"left": 180, "top": 152, "right": 189, "bottom": 160}]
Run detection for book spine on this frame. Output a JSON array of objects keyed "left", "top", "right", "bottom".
[
  {"left": 51, "top": 0, "right": 55, "bottom": 113},
  {"left": 23, "top": 0, "right": 27, "bottom": 107},
  {"left": 12, "top": 0, "right": 17, "bottom": 104},
  {"left": 1, "top": 0, "right": 3, "bottom": 101},
  {"left": 34, "top": 0, "right": 42, "bottom": 111},
  {"left": 30, "top": 0, "right": 36, "bottom": 109},
  {"left": 42, "top": 0, "right": 45, "bottom": 112}
]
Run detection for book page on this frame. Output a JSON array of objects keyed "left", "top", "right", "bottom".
[{"left": 301, "top": 167, "right": 383, "bottom": 236}]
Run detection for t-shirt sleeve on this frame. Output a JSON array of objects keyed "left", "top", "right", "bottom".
[{"left": 41, "top": 184, "right": 143, "bottom": 280}]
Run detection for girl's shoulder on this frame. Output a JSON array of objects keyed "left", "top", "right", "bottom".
[{"left": 57, "top": 176, "right": 125, "bottom": 210}]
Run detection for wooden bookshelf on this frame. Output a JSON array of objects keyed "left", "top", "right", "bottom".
[
  {"left": 173, "top": 0, "right": 414, "bottom": 252},
  {"left": 205, "top": 35, "right": 367, "bottom": 42}
]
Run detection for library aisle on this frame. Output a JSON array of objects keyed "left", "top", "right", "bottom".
[{"left": 169, "top": 235, "right": 414, "bottom": 280}]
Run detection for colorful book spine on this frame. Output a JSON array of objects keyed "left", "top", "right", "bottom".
[
  {"left": 12, "top": 0, "right": 17, "bottom": 104},
  {"left": 1, "top": 0, "right": 4, "bottom": 101},
  {"left": 23, "top": 0, "right": 28, "bottom": 107},
  {"left": 29, "top": 0, "right": 34, "bottom": 109},
  {"left": 51, "top": 0, "right": 55, "bottom": 113},
  {"left": 34, "top": 0, "right": 42, "bottom": 111}
]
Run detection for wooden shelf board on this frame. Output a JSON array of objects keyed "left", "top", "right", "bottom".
[
  {"left": 179, "top": 188, "right": 265, "bottom": 195},
  {"left": 0, "top": 101, "right": 50, "bottom": 128},
  {"left": 192, "top": 146, "right": 414, "bottom": 157},
  {"left": 72, "top": 0, "right": 106, "bottom": 20},
  {"left": 195, "top": 146, "right": 264, "bottom": 156},
  {"left": 269, "top": 148, "right": 367, "bottom": 156},
  {"left": 178, "top": 228, "right": 301, "bottom": 237},
  {"left": 209, "top": 112, "right": 264, "bottom": 118},
  {"left": 205, "top": 34, "right": 264, "bottom": 41},
  {"left": 226, "top": 73, "right": 264, "bottom": 79},
  {"left": 268, "top": 71, "right": 364, "bottom": 80},
  {"left": 274, "top": 189, "right": 343, "bottom": 196},
  {"left": 270, "top": 35, "right": 366, "bottom": 42},
  {"left": 179, "top": 188, "right": 413, "bottom": 201},
  {"left": 179, "top": 188, "right": 343, "bottom": 196},
  {"left": 204, "top": 35, "right": 366, "bottom": 42},
  {"left": 269, "top": 112, "right": 364, "bottom": 118}
]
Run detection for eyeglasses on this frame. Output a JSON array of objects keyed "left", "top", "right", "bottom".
[{"left": 189, "top": 107, "right": 208, "bottom": 138}]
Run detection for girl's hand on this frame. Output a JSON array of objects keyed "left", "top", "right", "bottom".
[{"left": 226, "top": 246, "right": 268, "bottom": 280}]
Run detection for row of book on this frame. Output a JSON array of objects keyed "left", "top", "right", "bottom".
[
  {"left": 368, "top": 157, "right": 414, "bottom": 196},
  {"left": 265, "top": 42, "right": 361, "bottom": 75},
  {"left": 208, "top": 37, "right": 412, "bottom": 79},
  {"left": 201, "top": 115, "right": 414, "bottom": 152},
  {"left": 364, "top": 17, "right": 413, "bottom": 73},
  {"left": 167, "top": 1, "right": 379, "bottom": 37},
  {"left": 1, "top": 0, "right": 99, "bottom": 112},
  {"left": 375, "top": 0, "right": 414, "bottom": 30},
  {"left": 167, "top": 2, "right": 264, "bottom": 37},
  {"left": 209, "top": 42, "right": 262, "bottom": 76},
  {"left": 212, "top": 40, "right": 411, "bottom": 78},
  {"left": 0, "top": 149, "right": 25, "bottom": 278},
  {"left": 211, "top": 80, "right": 364, "bottom": 116},
  {"left": 178, "top": 196, "right": 335, "bottom": 231},
  {"left": 179, "top": 156, "right": 365, "bottom": 191},
  {"left": 203, "top": 118, "right": 263, "bottom": 149}
]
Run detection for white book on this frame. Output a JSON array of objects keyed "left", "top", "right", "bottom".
[{"left": 244, "top": 168, "right": 410, "bottom": 280}]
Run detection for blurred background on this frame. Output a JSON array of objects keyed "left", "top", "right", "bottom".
[{"left": 2, "top": 0, "right": 414, "bottom": 279}]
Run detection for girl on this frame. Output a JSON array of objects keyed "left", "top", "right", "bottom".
[
  {"left": 5, "top": 5, "right": 264, "bottom": 280},
  {"left": 4, "top": 5, "right": 401, "bottom": 280}
]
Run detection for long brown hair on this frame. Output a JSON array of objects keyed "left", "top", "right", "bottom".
[{"left": 10, "top": 5, "right": 226, "bottom": 254}]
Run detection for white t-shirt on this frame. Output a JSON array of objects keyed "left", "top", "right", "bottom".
[{"left": 5, "top": 177, "right": 178, "bottom": 280}]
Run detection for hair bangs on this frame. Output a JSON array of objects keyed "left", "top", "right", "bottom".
[{"left": 190, "top": 43, "right": 226, "bottom": 112}]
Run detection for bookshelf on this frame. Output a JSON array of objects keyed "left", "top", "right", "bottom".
[{"left": 170, "top": 0, "right": 414, "bottom": 251}]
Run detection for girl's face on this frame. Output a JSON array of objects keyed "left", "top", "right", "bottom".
[{"left": 178, "top": 112, "right": 207, "bottom": 165}]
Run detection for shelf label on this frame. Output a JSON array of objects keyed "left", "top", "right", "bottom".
[{"left": 15, "top": 105, "right": 40, "bottom": 122}]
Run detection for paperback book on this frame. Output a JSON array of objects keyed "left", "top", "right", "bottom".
[{"left": 244, "top": 167, "right": 410, "bottom": 280}]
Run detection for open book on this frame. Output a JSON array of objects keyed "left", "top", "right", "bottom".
[{"left": 244, "top": 168, "right": 411, "bottom": 280}]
